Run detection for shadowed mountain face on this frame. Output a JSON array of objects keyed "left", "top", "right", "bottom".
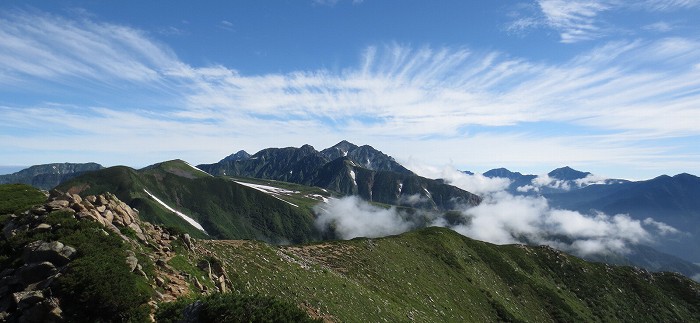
[
  {"left": 547, "top": 166, "right": 591, "bottom": 181},
  {"left": 199, "top": 141, "right": 479, "bottom": 210},
  {"left": 0, "top": 163, "right": 104, "bottom": 190}
]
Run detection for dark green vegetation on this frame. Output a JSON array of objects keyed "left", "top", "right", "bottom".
[
  {"left": 0, "top": 162, "right": 103, "bottom": 190},
  {"left": 0, "top": 187, "right": 150, "bottom": 322},
  {"left": 57, "top": 160, "right": 321, "bottom": 243},
  {"left": 156, "top": 293, "right": 321, "bottom": 323},
  {"left": 1, "top": 184, "right": 698, "bottom": 322},
  {"left": 47, "top": 212, "right": 152, "bottom": 321},
  {"left": 198, "top": 141, "right": 481, "bottom": 210},
  {"left": 201, "top": 227, "right": 700, "bottom": 322},
  {"left": 0, "top": 184, "right": 46, "bottom": 214}
]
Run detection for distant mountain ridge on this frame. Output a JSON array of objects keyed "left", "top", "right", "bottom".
[
  {"left": 0, "top": 162, "right": 104, "bottom": 190},
  {"left": 481, "top": 166, "right": 700, "bottom": 263},
  {"left": 198, "top": 141, "right": 480, "bottom": 210}
]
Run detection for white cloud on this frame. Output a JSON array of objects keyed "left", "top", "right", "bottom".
[
  {"left": 313, "top": 188, "right": 681, "bottom": 258},
  {"left": 445, "top": 191, "right": 674, "bottom": 256},
  {"left": 313, "top": 196, "right": 414, "bottom": 239},
  {"left": 0, "top": 10, "right": 699, "bottom": 177},
  {"left": 513, "top": 1, "right": 700, "bottom": 43},
  {"left": 402, "top": 160, "right": 511, "bottom": 195},
  {"left": 537, "top": 0, "right": 611, "bottom": 43},
  {"left": 641, "top": 0, "right": 700, "bottom": 11},
  {"left": 643, "top": 218, "right": 680, "bottom": 235},
  {"left": 574, "top": 174, "right": 609, "bottom": 187},
  {"left": 643, "top": 21, "right": 674, "bottom": 32}
]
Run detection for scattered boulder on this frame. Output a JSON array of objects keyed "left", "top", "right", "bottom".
[
  {"left": 18, "top": 262, "right": 56, "bottom": 285},
  {"left": 45, "top": 200, "right": 69, "bottom": 211},
  {"left": 23, "top": 240, "right": 76, "bottom": 267},
  {"left": 34, "top": 223, "right": 51, "bottom": 232},
  {"left": 126, "top": 252, "right": 139, "bottom": 272},
  {"left": 182, "top": 233, "right": 194, "bottom": 250},
  {"left": 30, "top": 206, "right": 47, "bottom": 216},
  {"left": 13, "top": 290, "right": 44, "bottom": 310}
]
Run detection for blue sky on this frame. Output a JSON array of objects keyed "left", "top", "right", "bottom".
[{"left": 1, "top": 0, "right": 699, "bottom": 179}]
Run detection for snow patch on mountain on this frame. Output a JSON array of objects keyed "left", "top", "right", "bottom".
[
  {"left": 234, "top": 181, "right": 299, "bottom": 207},
  {"left": 349, "top": 169, "right": 357, "bottom": 186},
  {"left": 184, "top": 161, "right": 212, "bottom": 177},
  {"left": 143, "top": 189, "right": 208, "bottom": 234}
]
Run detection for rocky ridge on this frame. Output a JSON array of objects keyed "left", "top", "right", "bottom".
[{"left": 0, "top": 190, "right": 233, "bottom": 322}]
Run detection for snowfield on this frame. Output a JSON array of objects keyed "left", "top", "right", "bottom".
[
  {"left": 234, "top": 181, "right": 300, "bottom": 207},
  {"left": 143, "top": 189, "right": 208, "bottom": 234}
]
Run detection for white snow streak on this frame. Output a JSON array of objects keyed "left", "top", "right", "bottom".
[
  {"left": 184, "top": 161, "right": 212, "bottom": 177},
  {"left": 349, "top": 169, "right": 357, "bottom": 186},
  {"left": 234, "top": 181, "right": 300, "bottom": 207},
  {"left": 143, "top": 189, "right": 208, "bottom": 234}
]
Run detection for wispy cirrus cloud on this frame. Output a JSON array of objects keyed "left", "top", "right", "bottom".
[
  {"left": 538, "top": 0, "right": 612, "bottom": 43},
  {"left": 0, "top": 9, "right": 699, "bottom": 177},
  {"left": 510, "top": 0, "right": 700, "bottom": 43}
]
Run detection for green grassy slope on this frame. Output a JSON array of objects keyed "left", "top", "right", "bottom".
[
  {"left": 0, "top": 184, "right": 47, "bottom": 214},
  {"left": 199, "top": 227, "right": 700, "bottom": 322},
  {"left": 57, "top": 160, "right": 321, "bottom": 243}
]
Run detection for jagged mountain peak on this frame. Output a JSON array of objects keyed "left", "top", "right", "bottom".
[
  {"left": 220, "top": 150, "right": 251, "bottom": 162},
  {"left": 320, "top": 142, "right": 413, "bottom": 175},
  {"left": 320, "top": 140, "right": 359, "bottom": 160},
  {"left": 548, "top": 166, "right": 590, "bottom": 180}
]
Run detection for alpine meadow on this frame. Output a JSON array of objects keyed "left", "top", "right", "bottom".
[{"left": 1, "top": 1, "right": 699, "bottom": 322}]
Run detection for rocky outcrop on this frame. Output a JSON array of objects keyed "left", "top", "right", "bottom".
[
  {"left": 1, "top": 189, "right": 234, "bottom": 321},
  {"left": 0, "top": 238, "right": 76, "bottom": 322}
]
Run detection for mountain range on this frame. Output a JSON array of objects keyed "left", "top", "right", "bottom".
[
  {"left": 481, "top": 166, "right": 700, "bottom": 264},
  {"left": 198, "top": 141, "right": 480, "bottom": 210},
  {"left": 0, "top": 163, "right": 103, "bottom": 190},
  {"left": 1, "top": 184, "right": 698, "bottom": 321},
  {"left": 3, "top": 141, "right": 700, "bottom": 279}
]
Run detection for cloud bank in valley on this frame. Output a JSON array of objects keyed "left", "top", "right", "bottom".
[
  {"left": 314, "top": 168, "right": 680, "bottom": 257},
  {"left": 313, "top": 196, "right": 416, "bottom": 239}
]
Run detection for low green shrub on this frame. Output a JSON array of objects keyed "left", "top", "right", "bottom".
[{"left": 156, "top": 293, "right": 320, "bottom": 323}]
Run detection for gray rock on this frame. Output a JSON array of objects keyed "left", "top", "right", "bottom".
[
  {"left": 45, "top": 200, "right": 69, "bottom": 211},
  {"left": 85, "top": 195, "right": 97, "bottom": 203},
  {"left": 23, "top": 241, "right": 64, "bottom": 266},
  {"left": 34, "top": 223, "right": 52, "bottom": 232},
  {"left": 19, "top": 262, "right": 56, "bottom": 285},
  {"left": 30, "top": 206, "right": 47, "bottom": 216},
  {"left": 48, "top": 189, "right": 62, "bottom": 200},
  {"left": 70, "top": 194, "right": 82, "bottom": 204},
  {"left": 18, "top": 299, "right": 62, "bottom": 323},
  {"left": 102, "top": 209, "right": 114, "bottom": 223},
  {"left": 126, "top": 256, "right": 138, "bottom": 272},
  {"left": 96, "top": 195, "right": 108, "bottom": 206},
  {"left": 2, "top": 221, "right": 17, "bottom": 240},
  {"left": 13, "top": 290, "right": 44, "bottom": 310},
  {"left": 60, "top": 245, "right": 77, "bottom": 260},
  {"left": 70, "top": 202, "right": 87, "bottom": 213},
  {"left": 183, "top": 233, "right": 193, "bottom": 249}
]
